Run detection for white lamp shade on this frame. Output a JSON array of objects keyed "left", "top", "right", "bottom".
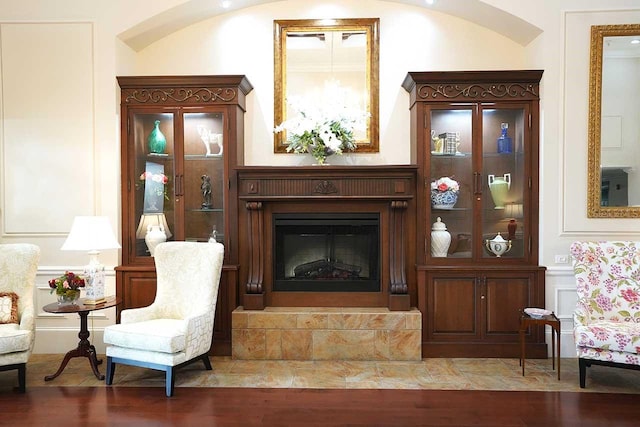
[
  {"left": 61, "top": 216, "right": 121, "bottom": 251},
  {"left": 135, "top": 213, "right": 172, "bottom": 239},
  {"left": 504, "top": 203, "right": 524, "bottom": 219}
]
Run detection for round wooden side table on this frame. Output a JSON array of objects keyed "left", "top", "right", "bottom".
[{"left": 42, "top": 297, "right": 120, "bottom": 381}]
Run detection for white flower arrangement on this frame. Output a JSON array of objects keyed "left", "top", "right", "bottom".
[
  {"left": 431, "top": 177, "right": 460, "bottom": 193},
  {"left": 274, "top": 96, "right": 368, "bottom": 165}
]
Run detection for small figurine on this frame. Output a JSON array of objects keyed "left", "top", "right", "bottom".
[
  {"left": 201, "top": 175, "right": 212, "bottom": 209},
  {"left": 431, "top": 130, "right": 443, "bottom": 154},
  {"left": 197, "top": 125, "right": 224, "bottom": 157}
]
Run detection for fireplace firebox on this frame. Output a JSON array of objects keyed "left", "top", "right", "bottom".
[{"left": 273, "top": 213, "right": 380, "bottom": 292}]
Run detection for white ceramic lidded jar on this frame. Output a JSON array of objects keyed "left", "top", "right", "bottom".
[
  {"left": 431, "top": 217, "right": 451, "bottom": 257},
  {"left": 145, "top": 225, "right": 167, "bottom": 257},
  {"left": 485, "top": 232, "right": 512, "bottom": 257}
]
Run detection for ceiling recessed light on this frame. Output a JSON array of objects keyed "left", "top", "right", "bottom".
[
  {"left": 425, "top": 0, "right": 436, "bottom": 5},
  {"left": 631, "top": 39, "right": 640, "bottom": 45},
  {"left": 221, "top": 0, "right": 231, "bottom": 8}
]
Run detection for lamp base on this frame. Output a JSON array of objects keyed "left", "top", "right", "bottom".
[
  {"left": 507, "top": 219, "right": 517, "bottom": 241},
  {"left": 84, "top": 251, "right": 106, "bottom": 304}
]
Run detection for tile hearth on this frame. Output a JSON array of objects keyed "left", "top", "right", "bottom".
[{"left": 232, "top": 307, "right": 421, "bottom": 361}]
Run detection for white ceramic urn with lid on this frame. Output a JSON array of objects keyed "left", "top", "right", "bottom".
[
  {"left": 485, "top": 232, "right": 512, "bottom": 257},
  {"left": 431, "top": 217, "right": 451, "bottom": 257}
]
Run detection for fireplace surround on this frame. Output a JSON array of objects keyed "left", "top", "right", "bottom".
[{"left": 237, "top": 165, "right": 417, "bottom": 311}]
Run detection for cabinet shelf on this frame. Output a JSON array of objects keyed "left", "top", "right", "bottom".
[
  {"left": 185, "top": 154, "right": 223, "bottom": 160},
  {"left": 190, "top": 208, "right": 224, "bottom": 213}
]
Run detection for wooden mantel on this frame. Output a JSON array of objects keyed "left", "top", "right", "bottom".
[{"left": 236, "top": 165, "right": 418, "bottom": 311}]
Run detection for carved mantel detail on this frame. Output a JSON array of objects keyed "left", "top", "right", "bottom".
[{"left": 313, "top": 180, "right": 338, "bottom": 194}]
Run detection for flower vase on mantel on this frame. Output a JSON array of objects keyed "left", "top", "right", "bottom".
[{"left": 308, "top": 144, "right": 334, "bottom": 165}]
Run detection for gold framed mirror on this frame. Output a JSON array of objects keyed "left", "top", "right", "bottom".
[
  {"left": 588, "top": 24, "right": 640, "bottom": 217},
  {"left": 273, "top": 18, "right": 379, "bottom": 153}
]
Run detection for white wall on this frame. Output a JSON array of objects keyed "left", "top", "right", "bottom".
[{"left": 2, "top": 0, "right": 640, "bottom": 357}]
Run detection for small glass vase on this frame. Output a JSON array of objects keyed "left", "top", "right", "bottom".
[
  {"left": 497, "top": 122, "right": 512, "bottom": 154},
  {"left": 148, "top": 120, "right": 167, "bottom": 154},
  {"left": 57, "top": 290, "right": 81, "bottom": 305}
]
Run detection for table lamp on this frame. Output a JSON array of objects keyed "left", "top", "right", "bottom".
[
  {"left": 135, "top": 213, "right": 172, "bottom": 256},
  {"left": 504, "top": 203, "right": 524, "bottom": 240},
  {"left": 61, "top": 216, "right": 121, "bottom": 304}
]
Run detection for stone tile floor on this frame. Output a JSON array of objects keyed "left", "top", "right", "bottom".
[{"left": 3, "top": 354, "right": 640, "bottom": 393}]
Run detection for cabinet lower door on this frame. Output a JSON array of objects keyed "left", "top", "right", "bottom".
[
  {"left": 484, "top": 273, "right": 532, "bottom": 341},
  {"left": 118, "top": 271, "right": 157, "bottom": 319},
  {"left": 427, "top": 274, "right": 481, "bottom": 341}
]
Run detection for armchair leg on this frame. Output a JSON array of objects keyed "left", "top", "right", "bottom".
[
  {"left": 201, "top": 354, "right": 212, "bottom": 371},
  {"left": 17, "top": 364, "right": 26, "bottom": 393},
  {"left": 165, "top": 366, "right": 175, "bottom": 397},
  {"left": 105, "top": 356, "right": 116, "bottom": 386},
  {"left": 579, "top": 358, "right": 588, "bottom": 388}
]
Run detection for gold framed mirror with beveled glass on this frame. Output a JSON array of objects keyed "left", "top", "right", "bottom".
[
  {"left": 273, "top": 18, "right": 379, "bottom": 153},
  {"left": 588, "top": 24, "right": 640, "bottom": 218}
]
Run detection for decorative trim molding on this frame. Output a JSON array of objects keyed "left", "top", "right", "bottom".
[
  {"left": 416, "top": 83, "right": 539, "bottom": 100},
  {"left": 123, "top": 88, "right": 237, "bottom": 104}
]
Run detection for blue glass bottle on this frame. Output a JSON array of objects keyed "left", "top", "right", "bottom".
[{"left": 497, "top": 122, "right": 512, "bottom": 154}]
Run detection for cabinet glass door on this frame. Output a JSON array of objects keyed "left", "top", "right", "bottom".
[
  {"left": 132, "top": 111, "right": 176, "bottom": 259},
  {"left": 481, "top": 105, "right": 527, "bottom": 259},
  {"left": 183, "top": 111, "right": 226, "bottom": 244},
  {"left": 428, "top": 107, "right": 474, "bottom": 259}
]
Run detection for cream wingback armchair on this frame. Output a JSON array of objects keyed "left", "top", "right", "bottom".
[
  {"left": 0, "top": 244, "right": 40, "bottom": 393},
  {"left": 570, "top": 241, "right": 640, "bottom": 388},
  {"left": 104, "top": 241, "right": 224, "bottom": 396}
]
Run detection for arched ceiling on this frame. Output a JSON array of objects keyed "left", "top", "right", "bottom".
[{"left": 119, "top": 0, "right": 543, "bottom": 51}]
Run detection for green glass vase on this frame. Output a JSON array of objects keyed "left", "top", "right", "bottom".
[{"left": 148, "top": 120, "right": 167, "bottom": 154}]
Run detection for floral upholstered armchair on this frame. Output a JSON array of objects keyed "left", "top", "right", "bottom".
[
  {"left": 0, "top": 244, "right": 40, "bottom": 392},
  {"left": 570, "top": 241, "right": 640, "bottom": 388}
]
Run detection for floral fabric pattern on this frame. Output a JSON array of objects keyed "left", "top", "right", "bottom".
[{"left": 571, "top": 241, "right": 640, "bottom": 363}]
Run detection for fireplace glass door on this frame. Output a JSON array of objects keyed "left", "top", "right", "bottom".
[{"left": 273, "top": 213, "right": 380, "bottom": 292}]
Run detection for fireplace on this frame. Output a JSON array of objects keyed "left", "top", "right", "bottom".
[
  {"left": 237, "top": 165, "right": 417, "bottom": 310},
  {"left": 273, "top": 213, "right": 380, "bottom": 292}
]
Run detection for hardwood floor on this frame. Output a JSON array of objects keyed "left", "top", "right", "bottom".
[
  {"left": 1, "top": 355, "right": 640, "bottom": 426},
  {"left": 1, "top": 386, "right": 639, "bottom": 426}
]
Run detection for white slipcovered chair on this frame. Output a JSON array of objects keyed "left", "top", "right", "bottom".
[
  {"left": 104, "top": 241, "right": 224, "bottom": 396},
  {"left": 0, "top": 243, "right": 40, "bottom": 393},
  {"left": 570, "top": 241, "right": 640, "bottom": 388}
]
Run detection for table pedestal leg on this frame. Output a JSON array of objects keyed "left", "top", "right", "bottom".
[{"left": 44, "top": 311, "right": 104, "bottom": 381}]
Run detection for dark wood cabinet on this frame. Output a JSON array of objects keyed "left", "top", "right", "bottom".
[
  {"left": 404, "top": 71, "right": 546, "bottom": 357},
  {"left": 116, "top": 75, "right": 252, "bottom": 355}
]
